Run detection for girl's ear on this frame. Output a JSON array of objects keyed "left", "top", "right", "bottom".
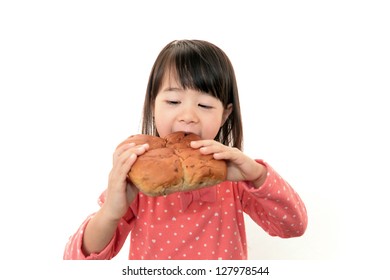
[{"left": 221, "top": 103, "right": 233, "bottom": 126}]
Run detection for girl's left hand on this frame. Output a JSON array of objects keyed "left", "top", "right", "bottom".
[{"left": 190, "top": 140, "right": 267, "bottom": 187}]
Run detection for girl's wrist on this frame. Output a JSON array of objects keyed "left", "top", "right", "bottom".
[
  {"left": 251, "top": 163, "right": 267, "bottom": 188},
  {"left": 99, "top": 204, "right": 123, "bottom": 225}
]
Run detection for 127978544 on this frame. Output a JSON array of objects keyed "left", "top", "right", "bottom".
[{"left": 215, "top": 266, "right": 269, "bottom": 276}]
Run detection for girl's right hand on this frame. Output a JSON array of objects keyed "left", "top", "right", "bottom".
[{"left": 101, "top": 142, "right": 149, "bottom": 222}]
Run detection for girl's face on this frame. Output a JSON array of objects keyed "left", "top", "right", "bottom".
[{"left": 154, "top": 74, "right": 232, "bottom": 140}]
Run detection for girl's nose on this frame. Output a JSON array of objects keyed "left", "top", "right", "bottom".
[{"left": 178, "top": 106, "right": 199, "bottom": 124}]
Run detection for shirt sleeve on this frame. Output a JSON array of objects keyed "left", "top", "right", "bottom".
[
  {"left": 238, "top": 160, "right": 308, "bottom": 238},
  {"left": 63, "top": 191, "right": 138, "bottom": 260}
]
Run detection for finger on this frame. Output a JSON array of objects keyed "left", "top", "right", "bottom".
[
  {"left": 112, "top": 152, "right": 138, "bottom": 180},
  {"left": 114, "top": 142, "right": 136, "bottom": 162},
  {"left": 190, "top": 139, "right": 215, "bottom": 149},
  {"left": 213, "top": 147, "right": 241, "bottom": 161},
  {"left": 213, "top": 151, "right": 228, "bottom": 160},
  {"left": 121, "top": 144, "right": 149, "bottom": 167},
  {"left": 198, "top": 143, "right": 227, "bottom": 155},
  {"left": 199, "top": 145, "right": 221, "bottom": 155},
  {"left": 114, "top": 143, "right": 149, "bottom": 164},
  {"left": 131, "top": 143, "right": 150, "bottom": 156},
  {"left": 116, "top": 143, "right": 152, "bottom": 183},
  {"left": 111, "top": 143, "right": 150, "bottom": 185}
]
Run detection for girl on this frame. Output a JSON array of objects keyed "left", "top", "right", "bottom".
[{"left": 64, "top": 39, "right": 308, "bottom": 260}]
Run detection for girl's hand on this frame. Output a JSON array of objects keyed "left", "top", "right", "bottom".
[
  {"left": 101, "top": 142, "right": 149, "bottom": 222},
  {"left": 190, "top": 140, "right": 267, "bottom": 188}
]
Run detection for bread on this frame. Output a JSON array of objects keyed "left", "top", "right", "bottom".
[{"left": 122, "top": 132, "right": 227, "bottom": 196}]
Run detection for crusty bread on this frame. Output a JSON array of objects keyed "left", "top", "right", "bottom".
[{"left": 122, "top": 132, "right": 227, "bottom": 196}]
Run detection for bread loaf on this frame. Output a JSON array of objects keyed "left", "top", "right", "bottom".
[{"left": 122, "top": 132, "right": 227, "bottom": 196}]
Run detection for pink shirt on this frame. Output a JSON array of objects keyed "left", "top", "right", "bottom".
[{"left": 64, "top": 160, "right": 307, "bottom": 260}]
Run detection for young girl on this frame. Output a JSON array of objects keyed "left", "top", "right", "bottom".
[{"left": 64, "top": 39, "right": 308, "bottom": 260}]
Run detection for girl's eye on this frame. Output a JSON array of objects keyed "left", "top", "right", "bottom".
[
  {"left": 166, "top": 100, "right": 180, "bottom": 105},
  {"left": 198, "top": 104, "right": 213, "bottom": 109}
]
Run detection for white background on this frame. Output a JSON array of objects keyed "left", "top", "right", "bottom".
[{"left": 1, "top": 0, "right": 389, "bottom": 278}]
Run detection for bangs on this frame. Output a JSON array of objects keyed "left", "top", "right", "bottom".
[{"left": 153, "top": 40, "right": 232, "bottom": 105}]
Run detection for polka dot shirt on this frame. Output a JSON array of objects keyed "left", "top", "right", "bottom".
[{"left": 64, "top": 160, "right": 308, "bottom": 260}]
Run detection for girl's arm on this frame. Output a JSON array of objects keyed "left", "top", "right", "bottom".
[
  {"left": 239, "top": 160, "right": 308, "bottom": 238},
  {"left": 63, "top": 191, "right": 138, "bottom": 260},
  {"left": 81, "top": 192, "right": 136, "bottom": 256},
  {"left": 64, "top": 141, "right": 148, "bottom": 259},
  {"left": 191, "top": 140, "right": 307, "bottom": 237},
  {"left": 81, "top": 143, "right": 146, "bottom": 256}
]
